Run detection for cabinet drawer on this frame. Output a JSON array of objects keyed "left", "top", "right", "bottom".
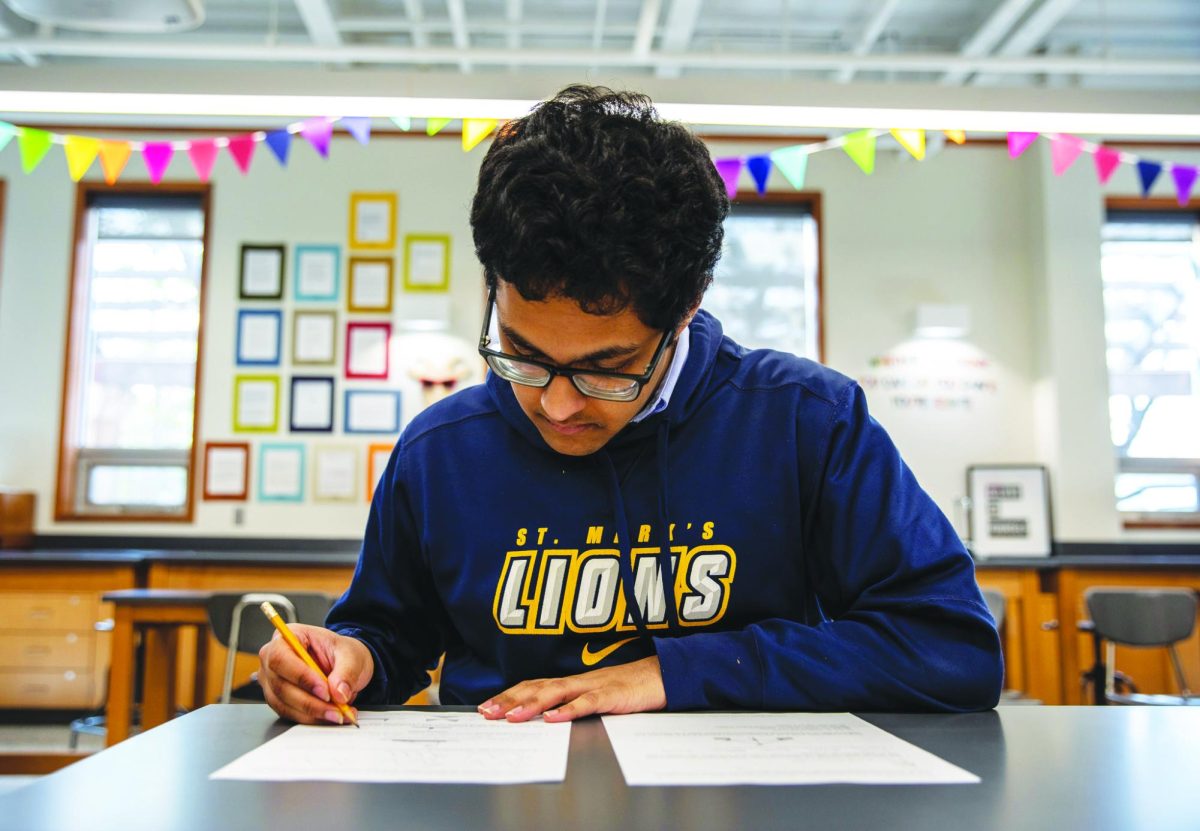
[
  {"left": 0, "top": 633, "right": 93, "bottom": 670},
  {"left": 0, "top": 670, "right": 96, "bottom": 708},
  {"left": 0, "top": 593, "right": 99, "bottom": 630}
]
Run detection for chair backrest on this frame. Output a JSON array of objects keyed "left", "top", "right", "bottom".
[
  {"left": 1085, "top": 588, "right": 1197, "bottom": 647},
  {"left": 207, "top": 591, "right": 335, "bottom": 655},
  {"left": 981, "top": 589, "right": 1006, "bottom": 629}
]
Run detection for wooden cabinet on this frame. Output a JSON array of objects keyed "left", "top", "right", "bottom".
[{"left": 975, "top": 567, "right": 1063, "bottom": 704}]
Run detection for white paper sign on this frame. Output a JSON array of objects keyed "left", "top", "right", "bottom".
[
  {"left": 242, "top": 248, "right": 282, "bottom": 297},
  {"left": 294, "top": 313, "right": 335, "bottom": 364},
  {"left": 354, "top": 199, "right": 393, "bottom": 244},
  {"left": 347, "top": 326, "right": 389, "bottom": 377},
  {"left": 407, "top": 240, "right": 447, "bottom": 287},
  {"left": 346, "top": 391, "right": 399, "bottom": 433},
  {"left": 351, "top": 261, "right": 391, "bottom": 310},
  {"left": 297, "top": 250, "right": 337, "bottom": 298},
  {"left": 205, "top": 448, "right": 246, "bottom": 497},
  {"left": 290, "top": 380, "right": 332, "bottom": 430},
  {"left": 314, "top": 447, "right": 357, "bottom": 500},
  {"left": 238, "top": 313, "right": 280, "bottom": 363},
  {"left": 236, "top": 380, "right": 277, "bottom": 428},
  {"left": 260, "top": 446, "right": 303, "bottom": 499}
]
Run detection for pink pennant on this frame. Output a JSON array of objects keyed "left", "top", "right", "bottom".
[
  {"left": 1093, "top": 146, "right": 1121, "bottom": 185},
  {"left": 1007, "top": 132, "right": 1038, "bottom": 160},
  {"left": 1050, "top": 135, "right": 1084, "bottom": 176},
  {"left": 301, "top": 118, "right": 333, "bottom": 158},
  {"left": 227, "top": 135, "right": 256, "bottom": 175},
  {"left": 1171, "top": 165, "right": 1198, "bottom": 207},
  {"left": 714, "top": 158, "right": 742, "bottom": 199},
  {"left": 141, "top": 142, "right": 174, "bottom": 184},
  {"left": 186, "top": 139, "right": 218, "bottom": 182}
]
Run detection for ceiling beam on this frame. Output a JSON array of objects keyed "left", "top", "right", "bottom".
[
  {"left": 292, "top": 0, "right": 342, "bottom": 48},
  {"left": 835, "top": 0, "right": 902, "bottom": 83},
  {"left": 592, "top": 0, "right": 608, "bottom": 51},
  {"left": 446, "top": 0, "right": 471, "bottom": 72},
  {"left": 973, "top": 0, "right": 1082, "bottom": 86},
  {"left": 507, "top": 0, "right": 522, "bottom": 52},
  {"left": 403, "top": 0, "right": 429, "bottom": 48},
  {"left": 657, "top": 0, "right": 703, "bottom": 79},
  {"left": 632, "top": 0, "right": 663, "bottom": 59},
  {"left": 940, "top": 0, "right": 1038, "bottom": 86}
]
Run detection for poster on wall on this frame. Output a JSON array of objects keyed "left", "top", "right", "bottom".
[
  {"left": 313, "top": 445, "right": 359, "bottom": 502},
  {"left": 966, "top": 465, "right": 1053, "bottom": 558},
  {"left": 403, "top": 234, "right": 451, "bottom": 291},
  {"left": 258, "top": 443, "right": 306, "bottom": 502},
  {"left": 203, "top": 442, "right": 250, "bottom": 501},
  {"left": 348, "top": 257, "right": 394, "bottom": 313},
  {"left": 344, "top": 390, "right": 401, "bottom": 434},
  {"left": 233, "top": 375, "right": 280, "bottom": 433},
  {"left": 289, "top": 376, "right": 335, "bottom": 432},
  {"left": 292, "top": 310, "right": 337, "bottom": 366},
  {"left": 294, "top": 245, "right": 341, "bottom": 301},
  {"left": 349, "top": 192, "right": 397, "bottom": 250},
  {"left": 345, "top": 322, "right": 391, "bottom": 379},
  {"left": 239, "top": 244, "right": 285, "bottom": 300},
  {"left": 236, "top": 310, "right": 282, "bottom": 366}
]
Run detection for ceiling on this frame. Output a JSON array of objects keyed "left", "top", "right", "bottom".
[{"left": 0, "top": 0, "right": 1198, "bottom": 92}]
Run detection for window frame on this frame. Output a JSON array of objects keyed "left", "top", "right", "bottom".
[
  {"left": 54, "top": 181, "right": 212, "bottom": 523},
  {"left": 1103, "top": 195, "right": 1200, "bottom": 530}
]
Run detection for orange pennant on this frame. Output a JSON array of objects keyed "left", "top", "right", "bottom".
[
  {"left": 98, "top": 140, "right": 132, "bottom": 185},
  {"left": 944, "top": 130, "right": 966, "bottom": 145}
]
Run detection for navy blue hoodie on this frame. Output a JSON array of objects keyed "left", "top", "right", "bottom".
[{"left": 328, "top": 310, "right": 1003, "bottom": 712}]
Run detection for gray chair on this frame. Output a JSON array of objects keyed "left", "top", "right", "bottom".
[
  {"left": 982, "top": 589, "right": 1006, "bottom": 629},
  {"left": 1085, "top": 588, "right": 1199, "bottom": 706},
  {"left": 205, "top": 591, "right": 335, "bottom": 703}
]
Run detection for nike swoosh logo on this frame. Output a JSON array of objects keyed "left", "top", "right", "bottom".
[{"left": 581, "top": 636, "right": 638, "bottom": 667}]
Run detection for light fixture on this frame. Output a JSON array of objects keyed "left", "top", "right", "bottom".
[{"left": 914, "top": 304, "right": 970, "bottom": 339}]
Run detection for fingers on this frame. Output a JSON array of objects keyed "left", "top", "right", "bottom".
[
  {"left": 479, "top": 677, "right": 581, "bottom": 722},
  {"left": 326, "top": 636, "right": 375, "bottom": 706},
  {"left": 258, "top": 630, "right": 349, "bottom": 725},
  {"left": 477, "top": 657, "right": 667, "bottom": 723}
]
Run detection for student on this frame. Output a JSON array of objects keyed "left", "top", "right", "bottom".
[{"left": 259, "top": 85, "right": 1002, "bottom": 725}]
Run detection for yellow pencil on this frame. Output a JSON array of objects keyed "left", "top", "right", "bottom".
[{"left": 259, "top": 601, "right": 359, "bottom": 728}]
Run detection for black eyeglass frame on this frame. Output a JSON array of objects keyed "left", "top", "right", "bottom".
[{"left": 477, "top": 287, "right": 674, "bottom": 402}]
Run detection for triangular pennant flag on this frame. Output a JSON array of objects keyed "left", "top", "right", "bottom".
[
  {"left": 98, "top": 140, "right": 132, "bottom": 185},
  {"left": 390, "top": 116, "right": 412, "bottom": 131},
  {"left": 0, "top": 122, "right": 16, "bottom": 153},
  {"left": 746, "top": 155, "right": 772, "bottom": 195},
  {"left": 300, "top": 119, "right": 332, "bottom": 158},
  {"left": 842, "top": 130, "right": 876, "bottom": 175},
  {"left": 63, "top": 135, "right": 100, "bottom": 182},
  {"left": 944, "top": 129, "right": 966, "bottom": 145},
  {"left": 141, "top": 142, "right": 174, "bottom": 184},
  {"left": 1093, "top": 146, "right": 1121, "bottom": 185},
  {"left": 462, "top": 118, "right": 498, "bottom": 152},
  {"left": 227, "top": 135, "right": 257, "bottom": 174},
  {"left": 1007, "top": 131, "right": 1039, "bottom": 159},
  {"left": 713, "top": 158, "right": 743, "bottom": 199},
  {"left": 1137, "top": 160, "right": 1163, "bottom": 197},
  {"left": 264, "top": 130, "right": 291, "bottom": 166},
  {"left": 187, "top": 139, "right": 218, "bottom": 182},
  {"left": 769, "top": 145, "right": 809, "bottom": 190},
  {"left": 890, "top": 129, "right": 926, "bottom": 161},
  {"left": 341, "top": 116, "right": 372, "bottom": 145},
  {"left": 1050, "top": 134, "right": 1084, "bottom": 176},
  {"left": 18, "top": 128, "right": 53, "bottom": 173},
  {"left": 426, "top": 117, "right": 452, "bottom": 136},
  {"left": 1171, "top": 165, "right": 1198, "bottom": 207}
]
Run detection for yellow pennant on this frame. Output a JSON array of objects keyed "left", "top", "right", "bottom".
[
  {"left": 890, "top": 129, "right": 926, "bottom": 161},
  {"left": 944, "top": 129, "right": 966, "bottom": 145},
  {"left": 64, "top": 135, "right": 101, "bottom": 182},
  {"left": 462, "top": 118, "right": 498, "bottom": 152},
  {"left": 98, "top": 140, "right": 133, "bottom": 185}
]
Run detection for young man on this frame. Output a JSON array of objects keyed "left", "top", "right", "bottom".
[{"left": 259, "top": 85, "right": 1002, "bottom": 726}]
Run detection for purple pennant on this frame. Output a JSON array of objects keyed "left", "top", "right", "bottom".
[
  {"left": 1137, "top": 160, "right": 1163, "bottom": 197},
  {"left": 746, "top": 155, "right": 772, "bottom": 196},
  {"left": 1007, "top": 132, "right": 1038, "bottom": 159},
  {"left": 714, "top": 158, "right": 742, "bottom": 200},
  {"left": 265, "top": 129, "right": 291, "bottom": 166},
  {"left": 340, "top": 116, "right": 371, "bottom": 145},
  {"left": 301, "top": 118, "right": 333, "bottom": 158},
  {"left": 141, "top": 142, "right": 174, "bottom": 184},
  {"left": 1170, "top": 165, "right": 1197, "bottom": 207}
]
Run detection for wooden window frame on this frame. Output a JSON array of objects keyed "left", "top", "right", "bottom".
[{"left": 54, "top": 182, "right": 212, "bottom": 523}]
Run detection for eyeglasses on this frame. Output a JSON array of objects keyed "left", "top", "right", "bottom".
[{"left": 477, "top": 287, "right": 673, "bottom": 402}]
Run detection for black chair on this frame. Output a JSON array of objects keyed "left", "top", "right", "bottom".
[
  {"left": 1085, "top": 588, "right": 1199, "bottom": 706},
  {"left": 205, "top": 592, "right": 334, "bottom": 703}
]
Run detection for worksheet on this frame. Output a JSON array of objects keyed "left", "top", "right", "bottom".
[
  {"left": 601, "top": 713, "right": 980, "bottom": 786},
  {"left": 210, "top": 711, "right": 571, "bottom": 784}
]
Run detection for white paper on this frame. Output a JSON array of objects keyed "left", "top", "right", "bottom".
[
  {"left": 290, "top": 380, "right": 332, "bottom": 430},
  {"left": 347, "top": 326, "right": 389, "bottom": 377},
  {"left": 238, "top": 313, "right": 279, "bottom": 363},
  {"left": 314, "top": 447, "right": 357, "bottom": 500},
  {"left": 297, "top": 250, "right": 337, "bottom": 298},
  {"left": 346, "top": 391, "right": 399, "bottom": 433},
  {"left": 370, "top": 445, "right": 392, "bottom": 491},
  {"left": 205, "top": 448, "right": 246, "bottom": 496},
  {"left": 294, "top": 313, "right": 335, "bottom": 364},
  {"left": 407, "top": 240, "right": 447, "bottom": 287},
  {"left": 235, "top": 380, "right": 277, "bottom": 428},
  {"left": 351, "top": 261, "right": 391, "bottom": 310},
  {"left": 260, "top": 446, "right": 303, "bottom": 498},
  {"left": 601, "top": 713, "right": 980, "bottom": 786},
  {"left": 354, "top": 199, "right": 393, "bottom": 244},
  {"left": 242, "top": 249, "right": 282, "bottom": 296},
  {"left": 209, "top": 711, "right": 570, "bottom": 784}
]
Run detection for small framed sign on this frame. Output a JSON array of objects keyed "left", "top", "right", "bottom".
[
  {"left": 403, "top": 234, "right": 451, "bottom": 292},
  {"left": 348, "top": 256, "right": 394, "bottom": 313},
  {"left": 966, "top": 465, "right": 1053, "bottom": 559},
  {"left": 202, "top": 442, "right": 250, "bottom": 501},
  {"left": 349, "top": 192, "right": 397, "bottom": 250},
  {"left": 239, "top": 244, "right": 285, "bottom": 300},
  {"left": 294, "top": 245, "right": 341, "bottom": 302}
]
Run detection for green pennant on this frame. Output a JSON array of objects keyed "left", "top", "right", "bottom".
[
  {"left": 390, "top": 116, "right": 413, "bottom": 131},
  {"left": 0, "top": 122, "right": 15, "bottom": 154},
  {"left": 426, "top": 117, "right": 452, "bottom": 136},
  {"left": 19, "top": 127, "right": 53, "bottom": 173},
  {"left": 842, "top": 129, "right": 876, "bottom": 175},
  {"left": 769, "top": 145, "right": 810, "bottom": 190}
]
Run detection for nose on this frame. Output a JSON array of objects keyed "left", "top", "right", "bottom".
[{"left": 540, "top": 375, "right": 588, "bottom": 423}]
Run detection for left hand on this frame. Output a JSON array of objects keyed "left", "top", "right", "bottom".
[{"left": 477, "top": 656, "right": 667, "bottom": 723}]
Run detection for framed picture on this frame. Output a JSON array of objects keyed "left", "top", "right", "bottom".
[
  {"left": 966, "top": 465, "right": 1053, "bottom": 558},
  {"left": 258, "top": 443, "right": 306, "bottom": 502},
  {"left": 289, "top": 376, "right": 335, "bottom": 433},
  {"left": 403, "top": 234, "right": 451, "bottom": 292},
  {"left": 202, "top": 442, "right": 249, "bottom": 501},
  {"left": 344, "top": 389, "right": 401, "bottom": 434},
  {"left": 367, "top": 442, "right": 394, "bottom": 501},
  {"left": 235, "top": 309, "right": 282, "bottom": 366},
  {"left": 294, "top": 245, "right": 341, "bottom": 302},
  {"left": 313, "top": 445, "right": 359, "bottom": 503},
  {"left": 292, "top": 310, "right": 337, "bottom": 366},
  {"left": 349, "top": 192, "right": 397, "bottom": 250},
  {"left": 345, "top": 321, "right": 391, "bottom": 380},
  {"left": 348, "top": 256, "right": 394, "bottom": 313},
  {"left": 232, "top": 374, "right": 280, "bottom": 433},
  {"left": 239, "top": 244, "right": 285, "bottom": 300}
]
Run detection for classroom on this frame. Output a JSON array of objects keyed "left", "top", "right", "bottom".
[{"left": 0, "top": 0, "right": 1198, "bottom": 828}]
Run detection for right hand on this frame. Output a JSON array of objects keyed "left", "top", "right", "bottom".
[{"left": 258, "top": 624, "right": 374, "bottom": 725}]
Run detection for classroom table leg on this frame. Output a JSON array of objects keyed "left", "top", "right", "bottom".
[
  {"left": 105, "top": 608, "right": 136, "bottom": 747},
  {"left": 192, "top": 627, "right": 209, "bottom": 711},
  {"left": 142, "top": 626, "right": 178, "bottom": 731}
]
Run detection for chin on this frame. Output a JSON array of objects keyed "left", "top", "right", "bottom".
[{"left": 538, "top": 427, "right": 611, "bottom": 456}]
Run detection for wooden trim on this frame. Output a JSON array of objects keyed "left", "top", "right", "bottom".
[
  {"left": 0, "top": 752, "right": 91, "bottom": 775},
  {"left": 1106, "top": 196, "right": 1200, "bottom": 212},
  {"left": 1123, "top": 520, "right": 1200, "bottom": 530},
  {"left": 0, "top": 179, "right": 6, "bottom": 319}
]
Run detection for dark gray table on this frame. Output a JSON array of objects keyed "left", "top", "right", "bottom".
[{"left": 2, "top": 705, "right": 1198, "bottom": 831}]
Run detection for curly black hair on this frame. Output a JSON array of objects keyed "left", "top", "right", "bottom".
[{"left": 470, "top": 85, "right": 729, "bottom": 331}]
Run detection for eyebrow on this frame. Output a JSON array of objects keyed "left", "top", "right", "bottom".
[{"left": 499, "top": 323, "right": 643, "bottom": 366}]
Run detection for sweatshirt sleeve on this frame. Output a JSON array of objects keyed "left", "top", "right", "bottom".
[
  {"left": 325, "top": 439, "right": 444, "bottom": 704},
  {"left": 653, "top": 382, "right": 1003, "bottom": 712}
]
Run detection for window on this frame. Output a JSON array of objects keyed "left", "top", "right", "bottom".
[
  {"left": 705, "top": 194, "right": 822, "bottom": 360},
  {"left": 56, "top": 185, "right": 210, "bottom": 520},
  {"left": 1101, "top": 202, "right": 1200, "bottom": 523}
]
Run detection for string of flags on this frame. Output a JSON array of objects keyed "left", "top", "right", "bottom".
[
  {"left": 712, "top": 127, "right": 1198, "bottom": 206},
  {"left": 0, "top": 114, "right": 502, "bottom": 184}
]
